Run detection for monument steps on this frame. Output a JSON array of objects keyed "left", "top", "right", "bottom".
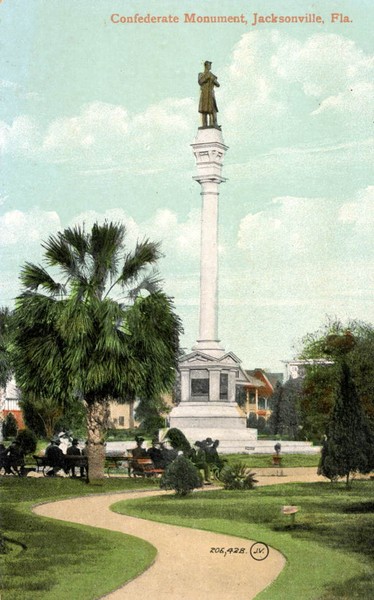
[
  {"left": 177, "top": 430, "right": 320, "bottom": 455},
  {"left": 105, "top": 438, "right": 320, "bottom": 456}
]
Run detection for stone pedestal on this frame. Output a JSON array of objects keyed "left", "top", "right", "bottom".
[{"left": 169, "top": 350, "right": 260, "bottom": 448}]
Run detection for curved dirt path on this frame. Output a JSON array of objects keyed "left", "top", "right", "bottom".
[{"left": 34, "top": 488, "right": 285, "bottom": 600}]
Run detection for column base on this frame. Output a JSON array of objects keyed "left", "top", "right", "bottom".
[{"left": 192, "top": 339, "right": 225, "bottom": 357}]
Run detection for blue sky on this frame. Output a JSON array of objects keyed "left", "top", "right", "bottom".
[{"left": 1, "top": 0, "right": 373, "bottom": 371}]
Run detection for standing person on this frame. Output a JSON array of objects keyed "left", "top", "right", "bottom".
[
  {"left": 81, "top": 440, "right": 89, "bottom": 479},
  {"left": 198, "top": 61, "right": 220, "bottom": 128},
  {"left": 66, "top": 438, "right": 84, "bottom": 478},
  {"left": 193, "top": 441, "right": 212, "bottom": 484}
]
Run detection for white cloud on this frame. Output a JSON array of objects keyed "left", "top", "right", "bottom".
[
  {"left": 238, "top": 195, "right": 339, "bottom": 263},
  {"left": 143, "top": 208, "right": 200, "bottom": 257},
  {"left": 236, "top": 188, "right": 374, "bottom": 311},
  {"left": 43, "top": 102, "right": 130, "bottom": 152},
  {"left": 0, "top": 209, "right": 61, "bottom": 247},
  {"left": 70, "top": 206, "right": 201, "bottom": 262},
  {"left": 1, "top": 97, "right": 194, "bottom": 171},
  {"left": 41, "top": 97, "right": 194, "bottom": 169},
  {"left": 272, "top": 33, "right": 373, "bottom": 98},
  {"left": 0, "top": 79, "right": 19, "bottom": 91},
  {"left": 221, "top": 31, "right": 373, "bottom": 144},
  {"left": 0, "top": 116, "right": 40, "bottom": 155},
  {"left": 1, "top": 31, "right": 372, "bottom": 171}
]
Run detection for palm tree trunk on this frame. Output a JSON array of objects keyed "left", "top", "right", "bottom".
[
  {"left": 129, "top": 397, "right": 135, "bottom": 429},
  {"left": 86, "top": 398, "right": 110, "bottom": 482}
]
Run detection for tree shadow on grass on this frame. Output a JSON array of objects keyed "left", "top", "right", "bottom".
[
  {"left": 275, "top": 513, "right": 374, "bottom": 560},
  {"left": 320, "top": 573, "right": 374, "bottom": 600}
]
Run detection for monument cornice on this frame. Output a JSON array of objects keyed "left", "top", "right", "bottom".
[{"left": 193, "top": 175, "right": 227, "bottom": 184}]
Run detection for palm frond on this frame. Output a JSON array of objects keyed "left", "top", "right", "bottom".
[
  {"left": 127, "top": 269, "right": 163, "bottom": 300},
  {"left": 62, "top": 225, "right": 90, "bottom": 264},
  {"left": 42, "top": 232, "right": 80, "bottom": 279},
  {"left": 89, "top": 222, "right": 126, "bottom": 295},
  {"left": 119, "top": 239, "right": 161, "bottom": 285},
  {"left": 19, "top": 263, "right": 65, "bottom": 295}
]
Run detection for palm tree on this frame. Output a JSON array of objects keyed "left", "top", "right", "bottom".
[
  {"left": 0, "top": 306, "right": 13, "bottom": 388},
  {"left": 12, "top": 222, "right": 182, "bottom": 480}
]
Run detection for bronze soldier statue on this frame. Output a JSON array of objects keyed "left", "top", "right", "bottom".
[{"left": 198, "top": 61, "right": 220, "bottom": 128}]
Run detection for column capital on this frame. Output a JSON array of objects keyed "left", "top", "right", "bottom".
[{"left": 193, "top": 175, "right": 227, "bottom": 186}]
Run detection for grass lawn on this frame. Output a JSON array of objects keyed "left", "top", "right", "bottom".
[
  {"left": 113, "top": 479, "right": 374, "bottom": 600},
  {"left": 0, "top": 476, "right": 159, "bottom": 600},
  {"left": 226, "top": 453, "right": 320, "bottom": 468}
]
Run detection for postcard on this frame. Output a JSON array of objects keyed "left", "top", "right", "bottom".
[{"left": 1, "top": 0, "right": 373, "bottom": 598}]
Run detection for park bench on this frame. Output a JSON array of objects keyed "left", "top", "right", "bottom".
[
  {"left": 130, "top": 457, "right": 164, "bottom": 478},
  {"left": 0, "top": 455, "right": 25, "bottom": 476},
  {"left": 105, "top": 455, "right": 130, "bottom": 476},
  {"left": 33, "top": 454, "right": 88, "bottom": 476}
]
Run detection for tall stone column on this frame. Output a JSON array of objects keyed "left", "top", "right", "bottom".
[{"left": 191, "top": 127, "right": 228, "bottom": 357}]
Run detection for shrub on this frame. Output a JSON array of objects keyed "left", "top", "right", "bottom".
[
  {"left": 15, "top": 428, "right": 37, "bottom": 455},
  {"left": 2, "top": 412, "right": 18, "bottom": 438},
  {"left": 160, "top": 455, "right": 203, "bottom": 496},
  {"left": 257, "top": 416, "right": 267, "bottom": 433},
  {"left": 247, "top": 413, "right": 258, "bottom": 428},
  {"left": 165, "top": 428, "right": 191, "bottom": 455},
  {"left": 218, "top": 463, "right": 258, "bottom": 490}
]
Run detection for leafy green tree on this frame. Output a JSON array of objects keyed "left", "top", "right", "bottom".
[
  {"left": 12, "top": 222, "right": 182, "bottom": 481},
  {"left": 246, "top": 413, "right": 258, "bottom": 429},
  {"left": 165, "top": 427, "right": 192, "bottom": 455},
  {"left": 299, "top": 318, "right": 374, "bottom": 432},
  {"left": 268, "top": 379, "right": 301, "bottom": 439},
  {"left": 20, "top": 393, "right": 87, "bottom": 440},
  {"left": 19, "top": 394, "right": 64, "bottom": 439},
  {"left": 15, "top": 428, "right": 37, "bottom": 455},
  {"left": 2, "top": 412, "right": 18, "bottom": 439},
  {"left": 56, "top": 399, "right": 87, "bottom": 439},
  {"left": 319, "top": 362, "right": 374, "bottom": 486},
  {"left": 300, "top": 365, "right": 337, "bottom": 443},
  {"left": 135, "top": 395, "right": 169, "bottom": 437}
]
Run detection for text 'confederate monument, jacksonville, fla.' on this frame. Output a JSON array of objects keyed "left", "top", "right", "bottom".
[{"left": 168, "top": 62, "right": 261, "bottom": 453}]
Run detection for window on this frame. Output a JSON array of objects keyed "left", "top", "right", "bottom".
[
  {"left": 191, "top": 378, "right": 209, "bottom": 396},
  {"left": 220, "top": 373, "right": 228, "bottom": 400},
  {"left": 191, "top": 369, "right": 209, "bottom": 399},
  {"left": 118, "top": 416, "right": 125, "bottom": 426},
  {"left": 258, "top": 397, "right": 266, "bottom": 410}
]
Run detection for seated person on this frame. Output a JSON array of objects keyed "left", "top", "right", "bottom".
[
  {"left": 66, "top": 438, "right": 84, "bottom": 478},
  {"left": 159, "top": 442, "right": 177, "bottom": 466},
  {"left": 45, "top": 439, "right": 66, "bottom": 476},
  {"left": 4, "top": 440, "right": 25, "bottom": 476},
  {"left": 147, "top": 439, "right": 164, "bottom": 469},
  {"left": 0, "top": 443, "right": 7, "bottom": 474},
  {"left": 131, "top": 436, "right": 148, "bottom": 459}
]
